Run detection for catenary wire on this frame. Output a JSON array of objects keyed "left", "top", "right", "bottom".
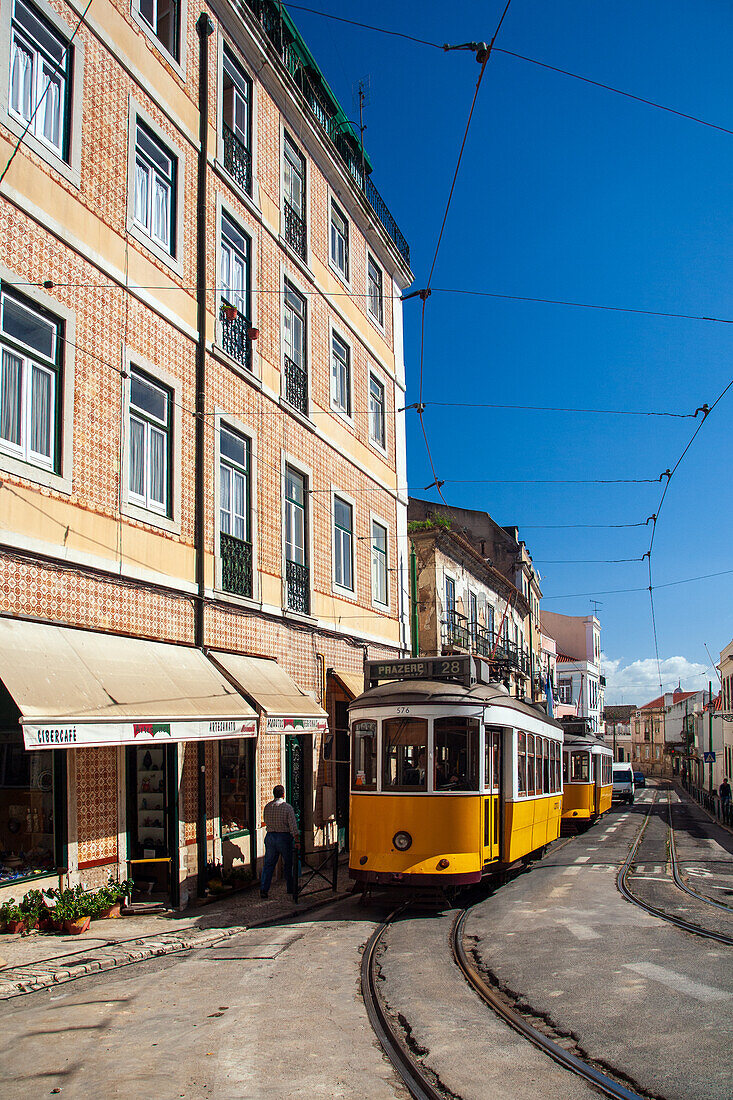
[
  {"left": 541, "top": 567, "right": 733, "bottom": 601},
  {"left": 283, "top": 6, "right": 733, "bottom": 136},
  {"left": 416, "top": 2, "right": 512, "bottom": 501},
  {"left": 13, "top": 281, "right": 733, "bottom": 325}
]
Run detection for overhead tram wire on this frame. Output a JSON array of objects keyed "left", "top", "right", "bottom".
[
  {"left": 413, "top": 2, "right": 514, "bottom": 504},
  {"left": 642, "top": 377, "right": 733, "bottom": 695},
  {"left": 16, "top": 280, "right": 733, "bottom": 325},
  {"left": 285, "top": 5, "right": 733, "bottom": 136},
  {"left": 540, "top": 566, "right": 733, "bottom": 602}
]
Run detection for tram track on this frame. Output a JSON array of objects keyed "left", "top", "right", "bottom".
[
  {"left": 362, "top": 885, "right": 649, "bottom": 1100},
  {"left": 617, "top": 790, "right": 733, "bottom": 945}
]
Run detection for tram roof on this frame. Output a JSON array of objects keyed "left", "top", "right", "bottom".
[
  {"left": 349, "top": 679, "right": 563, "bottom": 728},
  {"left": 562, "top": 730, "right": 611, "bottom": 751}
]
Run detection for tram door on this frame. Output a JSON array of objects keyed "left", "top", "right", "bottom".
[
  {"left": 483, "top": 728, "right": 502, "bottom": 864},
  {"left": 593, "top": 754, "right": 601, "bottom": 816}
]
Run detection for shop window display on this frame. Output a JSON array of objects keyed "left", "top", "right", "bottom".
[
  {"left": 220, "top": 740, "right": 252, "bottom": 836},
  {"left": 0, "top": 728, "right": 56, "bottom": 884}
]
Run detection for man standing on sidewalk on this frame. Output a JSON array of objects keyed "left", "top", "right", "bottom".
[{"left": 260, "top": 785, "right": 300, "bottom": 898}]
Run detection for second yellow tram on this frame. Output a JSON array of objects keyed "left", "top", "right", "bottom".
[
  {"left": 561, "top": 731, "right": 613, "bottom": 825},
  {"left": 349, "top": 656, "right": 564, "bottom": 889}
]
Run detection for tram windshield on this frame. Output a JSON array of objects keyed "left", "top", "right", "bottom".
[
  {"left": 352, "top": 720, "right": 377, "bottom": 789},
  {"left": 382, "top": 718, "right": 428, "bottom": 791},
  {"left": 434, "top": 717, "right": 479, "bottom": 791},
  {"left": 571, "top": 751, "right": 590, "bottom": 782}
]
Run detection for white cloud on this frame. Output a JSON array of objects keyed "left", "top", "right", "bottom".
[{"left": 602, "top": 654, "right": 717, "bottom": 706}]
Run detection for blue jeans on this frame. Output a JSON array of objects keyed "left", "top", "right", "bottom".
[{"left": 260, "top": 832, "right": 294, "bottom": 894}]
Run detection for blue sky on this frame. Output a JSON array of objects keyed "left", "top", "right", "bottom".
[{"left": 288, "top": 1, "right": 733, "bottom": 703}]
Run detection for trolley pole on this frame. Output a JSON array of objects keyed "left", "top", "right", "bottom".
[{"left": 704, "top": 673, "right": 708, "bottom": 796}]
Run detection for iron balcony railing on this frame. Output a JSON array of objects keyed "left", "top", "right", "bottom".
[
  {"left": 242, "top": 0, "right": 409, "bottom": 266},
  {"left": 223, "top": 123, "right": 252, "bottom": 194},
  {"left": 286, "top": 559, "right": 310, "bottom": 614},
  {"left": 221, "top": 533, "right": 253, "bottom": 598},
  {"left": 284, "top": 354, "right": 308, "bottom": 414},
  {"left": 220, "top": 302, "right": 251, "bottom": 371},
  {"left": 442, "top": 611, "right": 530, "bottom": 677},
  {"left": 283, "top": 200, "right": 306, "bottom": 259}
]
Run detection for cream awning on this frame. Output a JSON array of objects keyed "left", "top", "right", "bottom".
[
  {"left": 0, "top": 619, "right": 257, "bottom": 749},
  {"left": 330, "top": 669, "right": 364, "bottom": 700},
  {"left": 208, "top": 651, "right": 327, "bottom": 734}
]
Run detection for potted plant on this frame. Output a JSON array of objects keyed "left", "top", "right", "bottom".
[
  {"left": 92, "top": 876, "right": 133, "bottom": 919},
  {"left": 55, "top": 885, "right": 92, "bottom": 935},
  {"left": 0, "top": 899, "right": 24, "bottom": 934},
  {"left": 221, "top": 301, "right": 238, "bottom": 322},
  {"left": 19, "top": 889, "right": 45, "bottom": 932}
]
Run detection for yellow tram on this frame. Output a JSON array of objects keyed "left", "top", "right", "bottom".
[
  {"left": 561, "top": 731, "right": 613, "bottom": 825},
  {"left": 349, "top": 656, "right": 564, "bottom": 889}
]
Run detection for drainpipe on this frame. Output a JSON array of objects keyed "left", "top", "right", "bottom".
[
  {"left": 409, "top": 540, "right": 419, "bottom": 657},
  {"left": 195, "top": 12, "right": 213, "bottom": 896}
]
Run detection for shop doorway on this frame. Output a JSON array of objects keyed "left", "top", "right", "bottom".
[
  {"left": 126, "top": 744, "right": 179, "bottom": 907},
  {"left": 285, "top": 734, "right": 306, "bottom": 845},
  {"left": 333, "top": 701, "right": 350, "bottom": 850}
]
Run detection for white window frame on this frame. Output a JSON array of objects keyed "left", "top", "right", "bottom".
[
  {"left": 366, "top": 251, "right": 385, "bottom": 330},
  {"left": 216, "top": 34, "right": 260, "bottom": 208},
  {"left": 121, "top": 348, "right": 181, "bottom": 534},
  {"left": 0, "top": 272, "right": 74, "bottom": 493},
  {"left": 0, "top": 287, "right": 60, "bottom": 474},
  {"left": 368, "top": 370, "right": 386, "bottom": 452},
  {"left": 329, "top": 325, "right": 352, "bottom": 419},
  {"left": 214, "top": 412, "right": 259, "bottom": 603},
  {"left": 370, "top": 514, "right": 389, "bottom": 610},
  {"left": 282, "top": 273, "right": 309, "bottom": 417},
  {"left": 331, "top": 488, "right": 355, "bottom": 596},
  {"left": 127, "top": 366, "right": 171, "bottom": 516},
  {"left": 130, "top": 0, "right": 187, "bottom": 79},
  {"left": 281, "top": 452, "right": 313, "bottom": 618},
  {"left": 133, "top": 119, "right": 175, "bottom": 254},
  {"left": 0, "top": 0, "right": 84, "bottom": 185},
  {"left": 281, "top": 131, "right": 308, "bottom": 262},
  {"left": 328, "top": 196, "right": 350, "bottom": 283},
  {"left": 126, "top": 100, "right": 185, "bottom": 275},
  {"left": 214, "top": 193, "right": 258, "bottom": 379}
]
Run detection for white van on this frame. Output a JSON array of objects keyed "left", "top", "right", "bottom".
[{"left": 612, "top": 763, "right": 635, "bottom": 804}]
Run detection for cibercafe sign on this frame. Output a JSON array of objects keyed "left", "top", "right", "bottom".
[{"left": 22, "top": 717, "right": 258, "bottom": 750}]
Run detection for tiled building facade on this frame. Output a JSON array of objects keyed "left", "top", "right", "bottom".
[{"left": 0, "top": 0, "right": 411, "bottom": 905}]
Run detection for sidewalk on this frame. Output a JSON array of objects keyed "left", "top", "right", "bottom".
[{"left": 0, "top": 876, "right": 349, "bottom": 1001}]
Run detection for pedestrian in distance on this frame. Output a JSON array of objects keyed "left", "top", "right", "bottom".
[
  {"left": 260, "top": 785, "right": 300, "bottom": 898},
  {"left": 719, "top": 777, "right": 732, "bottom": 823}
]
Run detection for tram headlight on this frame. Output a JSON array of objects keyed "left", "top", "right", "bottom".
[{"left": 392, "top": 830, "right": 412, "bottom": 852}]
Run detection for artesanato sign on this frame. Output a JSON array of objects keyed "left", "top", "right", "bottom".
[
  {"left": 266, "top": 715, "right": 328, "bottom": 734},
  {"left": 23, "top": 716, "right": 257, "bottom": 750}
]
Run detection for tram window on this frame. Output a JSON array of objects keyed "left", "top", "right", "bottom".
[
  {"left": 554, "top": 742, "right": 561, "bottom": 792},
  {"left": 562, "top": 750, "right": 568, "bottom": 785},
  {"left": 526, "top": 734, "right": 535, "bottom": 794},
  {"left": 492, "top": 731, "right": 501, "bottom": 790},
  {"left": 517, "top": 732, "right": 527, "bottom": 795},
  {"left": 571, "top": 751, "right": 590, "bottom": 782},
  {"left": 382, "top": 717, "right": 427, "bottom": 791},
  {"left": 434, "top": 717, "right": 479, "bottom": 791},
  {"left": 484, "top": 735, "right": 492, "bottom": 791},
  {"left": 544, "top": 739, "right": 551, "bottom": 793},
  {"left": 352, "top": 721, "right": 377, "bottom": 790}
]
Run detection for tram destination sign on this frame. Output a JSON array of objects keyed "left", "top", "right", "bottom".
[{"left": 366, "top": 655, "right": 477, "bottom": 688}]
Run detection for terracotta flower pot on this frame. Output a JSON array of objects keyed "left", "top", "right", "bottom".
[
  {"left": 95, "top": 903, "right": 121, "bottom": 920},
  {"left": 64, "top": 916, "right": 91, "bottom": 935},
  {"left": 6, "top": 920, "right": 25, "bottom": 934},
  {"left": 222, "top": 304, "right": 238, "bottom": 322}
]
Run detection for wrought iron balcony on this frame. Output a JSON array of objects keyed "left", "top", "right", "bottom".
[
  {"left": 286, "top": 559, "right": 310, "bottom": 614},
  {"left": 241, "top": 0, "right": 409, "bottom": 266},
  {"left": 223, "top": 123, "right": 252, "bottom": 194},
  {"left": 443, "top": 609, "right": 471, "bottom": 651},
  {"left": 283, "top": 200, "right": 306, "bottom": 259},
  {"left": 220, "top": 302, "right": 251, "bottom": 371},
  {"left": 284, "top": 354, "right": 308, "bottom": 415},
  {"left": 221, "top": 533, "right": 253, "bottom": 598}
]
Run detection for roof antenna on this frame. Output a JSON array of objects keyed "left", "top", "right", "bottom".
[{"left": 352, "top": 75, "right": 370, "bottom": 185}]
